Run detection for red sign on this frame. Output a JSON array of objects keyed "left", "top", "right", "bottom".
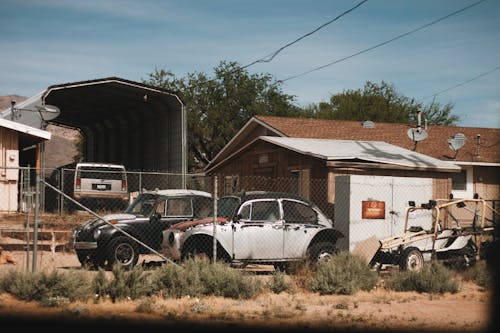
[{"left": 362, "top": 201, "right": 385, "bottom": 219}]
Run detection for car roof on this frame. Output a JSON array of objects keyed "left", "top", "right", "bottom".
[
  {"left": 76, "top": 162, "right": 125, "bottom": 169},
  {"left": 224, "top": 191, "right": 312, "bottom": 203},
  {"left": 145, "top": 189, "right": 212, "bottom": 198}
]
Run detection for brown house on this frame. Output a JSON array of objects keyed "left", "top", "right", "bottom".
[{"left": 205, "top": 116, "right": 499, "bottom": 217}]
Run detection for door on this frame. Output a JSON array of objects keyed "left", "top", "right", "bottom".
[
  {"left": 283, "top": 199, "right": 318, "bottom": 258},
  {"left": 232, "top": 199, "right": 284, "bottom": 260}
]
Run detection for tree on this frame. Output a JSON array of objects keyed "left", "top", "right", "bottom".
[
  {"left": 143, "top": 61, "right": 301, "bottom": 171},
  {"left": 308, "top": 81, "right": 459, "bottom": 126}
]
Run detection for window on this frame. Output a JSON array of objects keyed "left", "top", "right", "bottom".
[
  {"left": 166, "top": 198, "right": 192, "bottom": 216},
  {"left": 283, "top": 200, "right": 317, "bottom": 224},
  {"left": 451, "top": 167, "right": 473, "bottom": 198},
  {"left": 290, "top": 169, "right": 310, "bottom": 199},
  {"left": 250, "top": 200, "right": 280, "bottom": 221}
]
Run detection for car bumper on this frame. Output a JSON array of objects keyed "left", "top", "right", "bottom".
[{"left": 70, "top": 241, "right": 98, "bottom": 250}]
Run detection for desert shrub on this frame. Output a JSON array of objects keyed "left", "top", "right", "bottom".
[
  {"left": 151, "top": 257, "right": 261, "bottom": 299},
  {"left": 460, "top": 261, "right": 493, "bottom": 288},
  {"left": 385, "top": 261, "right": 460, "bottom": 294},
  {"left": 92, "top": 264, "right": 154, "bottom": 302},
  {"left": 307, "top": 252, "right": 379, "bottom": 295},
  {"left": 0, "top": 269, "right": 92, "bottom": 303},
  {"left": 151, "top": 260, "right": 204, "bottom": 298},
  {"left": 268, "top": 269, "right": 295, "bottom": 294}
]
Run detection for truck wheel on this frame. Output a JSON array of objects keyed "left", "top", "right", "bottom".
[
  {"left": 399, "top": 247, "right": 424, "bottom": 272},
  {"left": 308, "top": 242, "right": 336, "bottom": 264},
  {"left": 106, "top": 236, "right": 139, "bottom": 269}
]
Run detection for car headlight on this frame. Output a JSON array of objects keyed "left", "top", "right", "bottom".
[{"left": 93, "top": 229, "right": 102, "bottom": 240}]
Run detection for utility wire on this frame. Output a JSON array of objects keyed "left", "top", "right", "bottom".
[
  {"left": 419, "top": 65, "right": 500, "bottom": 101},
  {"left": 280, "top": 0, "right": 488, "bottom": 82},
  {"left": 242, "top": 0, "right": 369, "bottom": 69}
]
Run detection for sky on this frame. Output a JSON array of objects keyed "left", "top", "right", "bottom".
[{"left": 0, "top": 0, "right": 499, "bottom": 128}]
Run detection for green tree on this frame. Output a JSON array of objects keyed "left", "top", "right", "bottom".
[
  {"left": 144, "top": 61, "right": 301, "bottom": 171},
  {"left": 308, "top": 81, "right": 459, "bottom": 126}
]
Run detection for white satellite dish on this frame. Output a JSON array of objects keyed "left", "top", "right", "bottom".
[
  {"left": 37, "top": 104, "right": 61, "bottom": 121},
  {"left": 407, "top": 127, "right": 428, "bottom": 142},
  {"left": 448, "top": 133, "right": 466, "bottom": 151}
]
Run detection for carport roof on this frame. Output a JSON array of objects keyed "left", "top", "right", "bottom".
[{"left": 1, "top": 77, "right": 184, "bottom": 130}]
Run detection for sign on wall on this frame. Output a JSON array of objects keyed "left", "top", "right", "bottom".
[{"left": 362, "top": 201, "right": 385, "bottom": 219}]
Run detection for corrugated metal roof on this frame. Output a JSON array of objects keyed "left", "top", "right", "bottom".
[
  {"left": 0, "top": 117, "right": 51, "bottom": 140},
  {"left": 260, "top": 136, "right": 460, "bottom": 171}
]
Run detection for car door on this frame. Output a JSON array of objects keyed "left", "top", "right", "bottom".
[
  {"left": 283, "top": 199, "right": 319, "bottom": 258},
  {"left": 232, "top": 199, "right": 284, "bottom": 260}
]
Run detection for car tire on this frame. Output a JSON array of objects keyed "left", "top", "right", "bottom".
[
  {"left": 308, "top": 242, "right": 336, "bottom": 264},
  {"left": 399, "top": 247, "right": 424, "bottom": 272},
  {"left": 182, "top": 245, "right": 212, "bottom": 262},
  {"left": 106, "top": 236, "right": 139, "bottom": 269}
]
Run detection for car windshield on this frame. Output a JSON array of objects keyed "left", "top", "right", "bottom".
[
  {"left": 216, "top": 196, "right": 241, "bottom": 219},
  {"left": 125, "top": 193, "right": 158, "bottom": 217}
]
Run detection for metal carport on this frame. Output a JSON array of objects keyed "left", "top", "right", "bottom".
[{"left": 3, "top": 77, "right": 187, "bottom": 175}]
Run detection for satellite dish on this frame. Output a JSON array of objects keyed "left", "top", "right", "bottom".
[
  {"left": 407, "top": 127, "right": 428, "bottom": 142},
  {"left": 448, "top": 133, "right": 466, "bottom": 151},
  {"left": 37, "top": 104, "right": 61, "bottom": 121}
]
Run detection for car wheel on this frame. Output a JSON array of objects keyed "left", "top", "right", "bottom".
[
  {"left": 455, "top": 241, "right": 478, "bottom": 270},
  {"left": 106, "top": 236, "right": 139, "bottom": 269},
  {"left": 76, "top": 249, "right": 93, "bottom": 266},
  {"left": 399, "top": 247, "right": 424, "bottom": 272},
  {"left": 308, "top": 242, "right": 336, "bottom": 264},
  {"left": 182, "top": 246, "right": 212, "bottom": 262}
]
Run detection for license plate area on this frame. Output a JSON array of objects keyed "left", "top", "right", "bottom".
[{"left": 93, "top": 183, "right": 111, "bottom": 191}]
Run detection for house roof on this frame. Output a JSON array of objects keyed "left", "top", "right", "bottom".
[
  {"left": 260, "top": 137, "right": 460, "bottom": 172},
  {"left": 255, "top": 116, "right": 500, "bottom": 164},
  {"left": 0, "top": 117, "right": 51, "bottom": 149}
]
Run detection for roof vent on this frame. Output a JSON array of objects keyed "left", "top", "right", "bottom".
[{"left": 362, "top": 120, "right": 375, "bottom": 128}]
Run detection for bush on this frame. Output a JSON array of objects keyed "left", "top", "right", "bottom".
[
  {"left": 460, "top": 261, "right": 493, "bottom": 289},
  {"left": 385, "top": 261, "right": 460, "bottom": 294},
  {"left": 307, "top": 252, "right": 379, "bottom": 295},
  {"left": 92, "top": 264, "right": 154, "bottom": 302},
  {"left": 268, "top": 269, "right": 295, "bottom": 294},
  {"left": 0, "top": 269, "right": 93, "bottom": 303},
  {"left": 151, "top": 257, "right": 262, "bottom": 299}
]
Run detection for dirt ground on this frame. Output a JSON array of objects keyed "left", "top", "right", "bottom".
[{"left": 0, "top": 249, "right": 496, "bottom": 333}]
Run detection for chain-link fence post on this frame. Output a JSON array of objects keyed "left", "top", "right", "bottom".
[{"left": 212, "top": 175, "right": 218, "bottom": 263}]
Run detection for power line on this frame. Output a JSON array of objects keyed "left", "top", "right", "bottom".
[
  {"left": 419, "top": 65, "right": 500, "bottom": 101},
  {"left": 241, "top": 0, "right": 369, "bottom": 69},
  {"left": 280, "top": 0, "right": 488, "bottom": 82}
]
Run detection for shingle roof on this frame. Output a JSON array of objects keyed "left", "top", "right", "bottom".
[{"left": 255, "top": 116, "right": 500, "bottom": 164}]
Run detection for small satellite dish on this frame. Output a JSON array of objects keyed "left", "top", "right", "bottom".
[
  {"left": 37, "top": 104, "right": 61, "bottom": 121},
  {"left": 448, "top": 133, "right": 466, "bottom": 151},
  {"left": 407, "top": 127, "right": 428, "bottom": 142}
]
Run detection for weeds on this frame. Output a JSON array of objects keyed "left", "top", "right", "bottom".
[
  {"left": 385, "top": 261, "right": 460, "bottom": 294},
  {"left": 307, "top": 252, "right": 379, "bottom": 295},
  {"left": 268, "top": 269, "right": 295, "bottom": 294},
  {"left": 459, "top": 261, "right": 493, "bottom": 288},
  {"left": 0, "top": 269, "right": 93, "bottom": 303}
]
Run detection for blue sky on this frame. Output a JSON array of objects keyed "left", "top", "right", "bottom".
[{"left": 1, "top": 0, "right": 499, "bottom": 128}]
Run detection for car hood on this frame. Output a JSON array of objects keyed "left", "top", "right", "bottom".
[
  {"left": 170, "top": 217, "right": 230, "bottom": 231},
  {"left": 80, "top": 213, "right": 140, "bottom": 230}
]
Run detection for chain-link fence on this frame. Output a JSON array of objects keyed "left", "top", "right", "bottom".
[{"left": 0, "top": 167, "right": 498, "bottom": 273}]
